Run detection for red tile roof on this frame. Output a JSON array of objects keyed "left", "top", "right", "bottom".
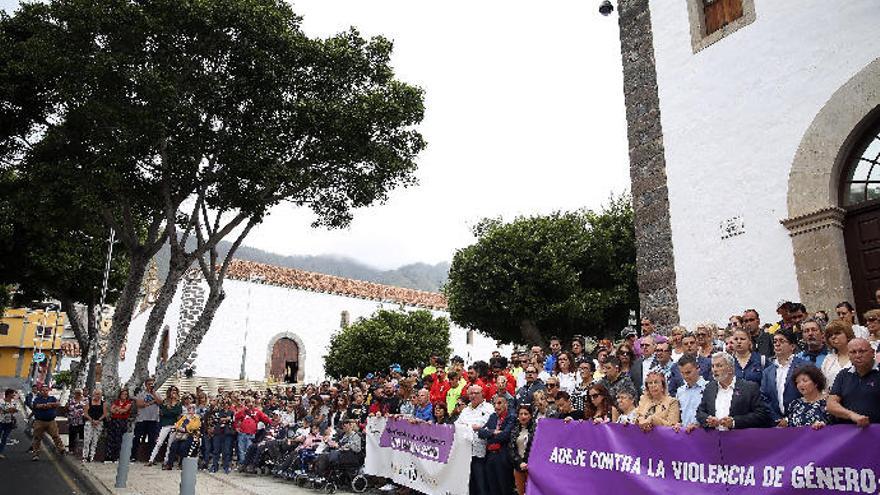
[{"left": 225, "top": 259, "right": 448, "bottom": 310}]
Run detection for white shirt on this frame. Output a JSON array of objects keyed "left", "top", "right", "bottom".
[
  {"left": 455, "top": 401, "right": 494, "bottom": 458},
  {"left": 556, "top": 372, "right": 577, "bottom": 394},
  {"left": 821, "top": 352, "right": 850, "bottom": 391},
  {"left": 714, "top": 377, "right": 736, "bottom": 431},
  {"left": 671, "top": 350, "right": 684, "bottom": 364},
  {"left": 852, "top": 325, "right": 869, "bottom": 340},
  {"left": 774, "top": 357, "right": 792, "bottom": 413}
]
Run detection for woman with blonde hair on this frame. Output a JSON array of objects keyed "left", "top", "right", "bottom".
[{"left": 635, "top": 371, "right": 680, "bottom": 432}]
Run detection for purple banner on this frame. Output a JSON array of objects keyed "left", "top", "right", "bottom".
[
  {"left": 378, "top": 418, "right": 454, "bottom": 464},
  {"left": 527, "top": 420, "right": 880, "bottom": 494}
]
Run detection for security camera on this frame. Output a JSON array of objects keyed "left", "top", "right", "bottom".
[{"left": 599, "top": 0, "right": 614, "bottom": 16}]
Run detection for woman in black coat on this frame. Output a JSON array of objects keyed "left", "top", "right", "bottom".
[{"left": 509, "top": 403, "right": 537, "bottom": 495}]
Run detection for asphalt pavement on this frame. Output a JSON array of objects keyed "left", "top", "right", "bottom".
[{"left": 0, "top": 378, "right": 98, "bottom": 495}]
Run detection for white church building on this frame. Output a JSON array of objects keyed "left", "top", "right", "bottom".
[
  {"left": 616, "top": 0, "right": 880, "bottom": 326},
  {"left": 119, "top": 259, "right": 508, "bottom": 385}
]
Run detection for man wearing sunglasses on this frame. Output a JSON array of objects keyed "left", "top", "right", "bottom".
[{"left": 514, "top": 366, "right": 545, "bottom": 407}]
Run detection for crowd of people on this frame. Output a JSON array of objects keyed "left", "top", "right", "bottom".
[{"left": 0, "top": 300, "right": 878, "bottom": 495}]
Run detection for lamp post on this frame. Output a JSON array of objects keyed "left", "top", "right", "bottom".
[{"left": 240, "top": 274, "right": 263, "bottom": 380}]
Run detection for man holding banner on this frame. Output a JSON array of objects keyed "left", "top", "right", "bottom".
[
  {"left": 827, "top": 338, "right": 880, "bottom": 426},
  {"left": 697, "top": 352, "right": 770, "bottom": 430},
  {"left": 456, "top": 385, "right": 494, "bottom": 495}
]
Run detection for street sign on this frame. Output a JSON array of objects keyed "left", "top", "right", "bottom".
[{"left": 33, "top": 352, "right": 46, "bottom": 363}]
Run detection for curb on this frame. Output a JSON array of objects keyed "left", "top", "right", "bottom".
[{"left": 55, "top": 448, "right": 116, "bottom": 495}]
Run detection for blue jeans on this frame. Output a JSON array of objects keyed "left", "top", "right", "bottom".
[
  {"left": 0, "top": 423, "right": 13, "bottom": 454},
  {"left": 211, "top": 434, "right": 235, "bottom": 470},
  {"left": 237, "top": 433, "right": 254, "bottom": 463}
]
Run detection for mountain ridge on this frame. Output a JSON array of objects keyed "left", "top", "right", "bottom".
[{"left": 155, "top": 239, "right": 450, "bottom": 292}]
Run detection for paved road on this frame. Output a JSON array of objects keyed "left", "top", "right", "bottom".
[{"left": 1, "top": 391, "right": 98, "bottom": 494}]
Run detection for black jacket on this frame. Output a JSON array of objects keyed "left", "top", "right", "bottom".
[
  {"left": 508, "top": 420, "right": 536, "bottom": 470},
  {"left": 696, "top": 379, "right": 770, "bottom": 429}
]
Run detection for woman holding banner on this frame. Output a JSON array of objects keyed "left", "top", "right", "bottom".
[
  {"left": 509, "top": 404, "right": 535, "bottom": 495},
  {"left": 636, "top": 371, "right": 681, "bottom": 431},
  {"left": 479, "top": 395, "right": 514, "bottom": 495}
]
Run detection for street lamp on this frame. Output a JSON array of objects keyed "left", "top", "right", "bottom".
[
  {"left": 240, "top": 273, "right": 264, "bottom": 380},
  {"left": 599, "top": 0, "right": 615, "bottom": 16}
]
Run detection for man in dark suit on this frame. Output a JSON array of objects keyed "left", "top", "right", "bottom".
[
  {"left": 760, "top": 329, "right": 809, "bottom": 424},
  {"left": 697, "top": 352, "right": 770, "bottom": 430}
]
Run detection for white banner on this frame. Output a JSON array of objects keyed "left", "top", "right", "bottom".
[{"left": 365, "top": 416, "right": 473, "bottom": 495}]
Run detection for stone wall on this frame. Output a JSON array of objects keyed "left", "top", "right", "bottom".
[{"left": 617, "top": 0, "right": 680, "bottom": 328}]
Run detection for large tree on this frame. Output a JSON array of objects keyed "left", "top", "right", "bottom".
[
  {"left": 444, "top": 195, "right": 638, "bottom": 345},
  {"left": 324, "top": 309, "right": 451, "bottom": 379},
  {"left": 0, "top": 0, "right": 425, "bottom": 392},
  {"left": 0, "top": 168, "right": 129, "bottom": 391}
]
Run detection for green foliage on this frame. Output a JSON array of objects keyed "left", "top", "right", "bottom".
[
  {"left": 444, "top": 195, "right": 638, "bottom": 343},
  {"left": 0, "top": 0, "right": 426, "bottom": 230},
  {"left": 324, "top": 309, "right": 451, "bottom": 379},
  {"left": 0, "top": 168, "right": 129, "bottom": 308},
  {"left": 53, "top": 370, "right": 74, "bottom": 388}
]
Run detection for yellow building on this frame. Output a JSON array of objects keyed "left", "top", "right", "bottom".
[{"left": 0, "top": 308, "right": 65, "bottom": 378}]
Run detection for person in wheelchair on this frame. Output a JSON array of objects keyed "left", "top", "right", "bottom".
[
  {"left": 163, "top": 404, "right": 201, "bottom": 470},
  {"left": 239, "top": 411, "right": 285, "bottom": 473},
  {"left": 313, "top": 419, "right": 363, "bottom": 480},
  {"left": 282, "top": 421, "right": 326, "bottom": 478},
  {"left": 271, "top": 417, "right": 312, "bottom": 476}
]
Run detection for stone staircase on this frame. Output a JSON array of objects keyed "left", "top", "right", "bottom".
[{"left": 157, "top": 376, "right": 270, "bottom": 395}]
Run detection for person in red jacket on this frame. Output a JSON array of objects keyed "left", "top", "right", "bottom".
[
  {"left": 468, "top": 361, "right": 495, "bottom": 401},
  {"left": 430, "top": 368, "right": 451, "bottom": 404},
  {"left": 490, "top": 357, "right": 517, "bottom": 396},
  {"left": 234, "top": 397, "right": 270, "bottom": 464}
]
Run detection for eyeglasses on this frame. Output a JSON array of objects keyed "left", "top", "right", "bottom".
[
  {"left": 588, "top": 393, "right": 600, "bottom": 398},
  {"left": 525, "top": 370, "right": 536, "bottom": 374},
  {"left": 742, "top": 317, "right": 757, "bottom": 323},
  {"left": 617, "top": 351, "right": 633, "bottom": 357},
  {"left": 867, "top": 317, "right": 879, "bottom": 323},
  {"left": 656, "top": 348, "right": 671, "bottom": 353},
  {"left": 546, "top": 384, "right": 559, "bottom": 388}
]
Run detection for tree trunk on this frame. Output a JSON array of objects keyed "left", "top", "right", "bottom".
[
  {"left": 520, "top": 319, "right": 546, "bottom": 348},
  {"left": 152, "top": 281, "right": 226, "bottom": 388},
  {"left": 126, "top": 263, "right": 187, "bottom": 390},
  {"left": 61, "top": 298, "right": 88, "bottom": 389},
  {"left": 100, "top": 252, "right": 148, "bottom": 396},
  {"left": 84, "top": 301, "right": 99, "bottom": 394}
]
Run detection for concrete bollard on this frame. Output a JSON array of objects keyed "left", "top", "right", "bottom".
[
  {"left": 180, "top": 456, "right": 198, "bottom": 495},
  {"left": 115, "top": 432, "right": 134, "bottom": 488}
]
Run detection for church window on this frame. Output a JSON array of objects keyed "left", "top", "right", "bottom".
[
  {"left": 703, "top": 0, "right": 743, "bottom": 35},
  {"left": 466, "top": 329, "right": 474, "bottom": 345},
  {"left": 687, "top": 0, "right": 756, "bottom": 53},
  {"left": 842, "top": 125, "right": 880, "bottom": 206}
]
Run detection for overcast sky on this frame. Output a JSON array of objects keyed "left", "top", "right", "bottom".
[{"left": 2, "top": 0, "right": 631, "bottom": 269}]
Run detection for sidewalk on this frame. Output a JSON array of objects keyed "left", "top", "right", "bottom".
[
  {"left": 12, "top": 382, "right": 314, "bottom": 495},
  {"left": 76, "top": 460, "right": 315, "bottom": 495}
]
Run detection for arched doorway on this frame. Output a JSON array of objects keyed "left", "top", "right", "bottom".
[
  {"left": 269, "top": 338, "right": 299, "bottom": 383},
  {"left": 265, "top": 332, "right": 306, "bottom": 383},
  {"left": 842, "top": 118, "right": 880, "bottom": 315},
  {"left": 784, "top": 56, "right": 880, "bottom": 316}
]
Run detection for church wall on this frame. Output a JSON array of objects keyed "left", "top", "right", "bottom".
[
  {"left": 646, "top": 0, "right": 880, "bottom": 324},
  {"left": 121, "top": 277, "right": 510, "bottom": 384}
]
